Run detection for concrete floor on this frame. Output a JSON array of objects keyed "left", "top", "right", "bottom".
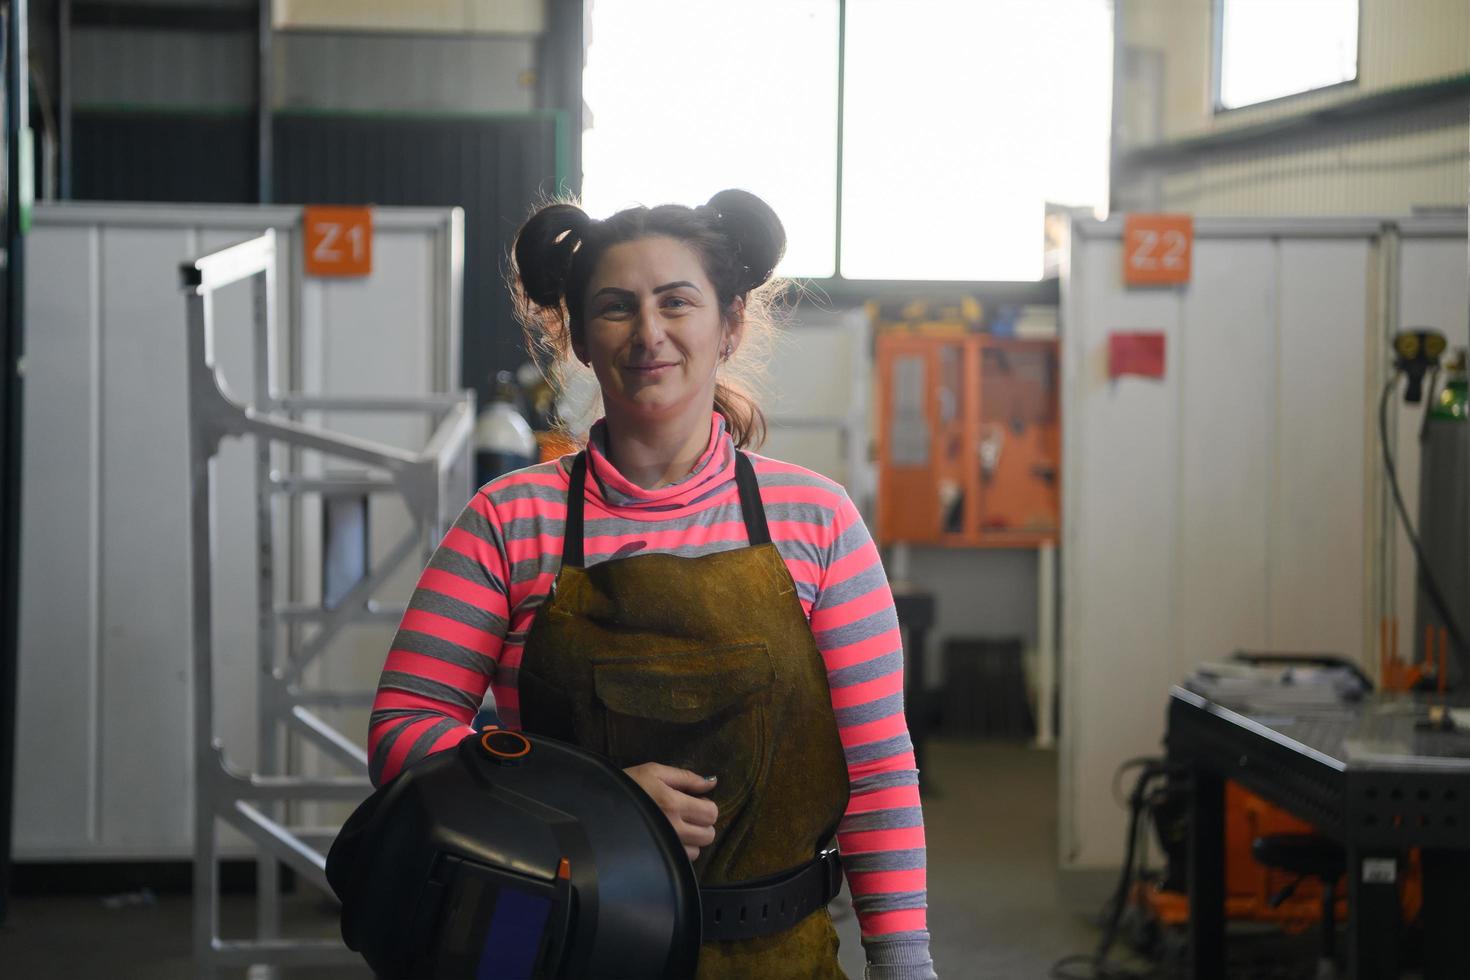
[
  {"left": 0, "top": 740, "right": 1274, "bottom": 980},
  {"left": 872, "top": 739, "right": 1103, "bottom": 978}
]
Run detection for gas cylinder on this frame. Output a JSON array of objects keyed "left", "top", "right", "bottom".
[
  {"left": 1415, "top": 348, "right": 1469, "bottom": 685},
  {"left": 474, "top": 370, "right": 538, "bottom": 487}
]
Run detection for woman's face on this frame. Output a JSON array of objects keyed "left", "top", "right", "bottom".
[{"left": 577, "top": 236, "right": 741, "bottom": 428}]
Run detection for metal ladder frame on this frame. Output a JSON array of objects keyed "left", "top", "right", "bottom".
[{"left": 181, "top": 231, "right": 473, "bottom": 975}]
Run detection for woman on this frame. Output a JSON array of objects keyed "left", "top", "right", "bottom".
[{"left": 368, "top": 190, "right": 935, "bottom": 979}]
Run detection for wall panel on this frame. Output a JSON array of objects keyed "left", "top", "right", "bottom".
[
  {"left": 16, "top": 203, "right": 461, "bottom": 859},
  {"left": 13, "top": 226, "right": 101, "bottom": 851},
  {"left": 1060, "top": 214, "right": 1467, "bottom": 870},
  {"left": 93, "top": 226, "right": 201, "bottom": 849},
  {"left": 1271, "top": 239, "right": 1375, "bottom": 659},
  {"left": 1116, "top": 101, "right": 1468, "bottom": 217},
  {"left": 72, "top": 28, "right": 254, "bottom": 109},
  {"left": 72, "top": 110, "right": 256, "bottom": 204},
  {"left": 273, "top": 0, "right": 545, "bottom": 34},
  {"left": 274, "top": 33, "right": 537, "bottom": 114},
  {"left": 1061, "top": 234, "right": 1182, "bottom": 864},
  {"left": 1174, "top": 239, "right": 1274, "bottom": 673}
]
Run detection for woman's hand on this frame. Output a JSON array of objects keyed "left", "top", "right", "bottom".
[{"left": 623, "top": 763, "right": 719, "bottom": 862}]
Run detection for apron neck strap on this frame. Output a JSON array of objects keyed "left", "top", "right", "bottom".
[
  {"left": 733, "top": 450, "right": 772, "bottom": 546},
  {"left": 562, "top": 448, "right": 770, "bottom": 569},
  {"left": 564, "top": 451, "right": 590, "bottom": 569}
]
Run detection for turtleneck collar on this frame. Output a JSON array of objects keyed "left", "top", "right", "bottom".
[{"left": 571, "top": 412, "right": 736, "bottom": 512}]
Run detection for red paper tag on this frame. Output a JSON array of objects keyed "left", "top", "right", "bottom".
[{"left": 1109, "top": 332, "right": 1166, "bottom": 379}]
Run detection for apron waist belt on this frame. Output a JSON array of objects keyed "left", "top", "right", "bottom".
[{"left": 699, "top": 848, "right": 843, "bottom": 942}]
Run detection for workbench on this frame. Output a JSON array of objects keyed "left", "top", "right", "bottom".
[{"left": 1167, "top": 686, "right": 1470, "bottom": 979}]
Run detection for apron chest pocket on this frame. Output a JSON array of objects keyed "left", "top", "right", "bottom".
[{"left": 592, "top": 642, "right": 775, "bottom": 818}]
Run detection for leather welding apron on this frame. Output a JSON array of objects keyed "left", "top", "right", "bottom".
[{"left": 518, "top": 451, "right": 850, "bottom": 979}]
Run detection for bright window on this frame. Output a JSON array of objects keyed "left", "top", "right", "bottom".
[
  {"left": 582, "top": 0, "right": 839, "bottom": 278},
  {"left": 1217, "top": 0, "right": 1359, "bottom": 110},
  {"left": 840, "top": 0, "right": 1112, "bottom": 281},
  {"left": 582, "top": 0, "right": 1112, "bottom": 282}
]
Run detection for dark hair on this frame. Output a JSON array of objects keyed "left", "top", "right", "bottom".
[{"left": 511, "top": 189, "right": 787, "bottom": 449}]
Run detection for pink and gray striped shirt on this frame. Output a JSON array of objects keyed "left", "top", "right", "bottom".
[{"left": 370, "top": 413, "right": 932, "bottom": 975}]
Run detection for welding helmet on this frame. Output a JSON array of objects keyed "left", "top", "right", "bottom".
[{"left": 326, "top": 728, "right": 701, "bottom": 979}]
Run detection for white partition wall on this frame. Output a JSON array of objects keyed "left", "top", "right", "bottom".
[
  {"left": 16, "top": 203, "right": 463, "bottom": 859},
  {"left": 761, "top": 307, "right": 874, "bottom": 514},
  {"left": 1059, "top": 214, "right": 1469, "bottom": 872}
]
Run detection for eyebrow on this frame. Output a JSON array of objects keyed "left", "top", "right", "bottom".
[{"left": 590, "top": 281, "right": 701, "bottom": 301}]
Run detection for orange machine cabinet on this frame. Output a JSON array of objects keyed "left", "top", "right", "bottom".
[{"left": 875, "top": 333, "right": 1059, "bottom": 547}]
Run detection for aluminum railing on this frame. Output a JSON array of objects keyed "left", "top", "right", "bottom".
[{"left": 182, "top": 230, "right": 472, "bottom": 977}]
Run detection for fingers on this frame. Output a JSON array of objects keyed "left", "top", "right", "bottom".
[
  {"left": 654, "top": 766, "right": 720, "bottom": 796},
  {"left": 629, "top": 764, "right": 720, "bottom": 825},
  {"left": 650, "top": 767, "right": 720, "bottom": 825},
  {"left": 623, "top": 762, "right": 723, "bottom": 862},
  {"left": 679, "top": 820, "right": 716, "bottom": 863},
  {"left": 677, "top": 817, "right": 717, "bottom": 848},
  {"left": 671, "top": 790, "right": 719, "bottom": 829}
]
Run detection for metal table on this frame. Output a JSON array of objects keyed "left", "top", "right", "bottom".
[{"left": 1167, "top": 685, "right": 1470, "bottom": 979}]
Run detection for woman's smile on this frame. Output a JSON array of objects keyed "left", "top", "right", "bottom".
[{"left": 622, "top": 359, "right": 679, "bottom": 378}]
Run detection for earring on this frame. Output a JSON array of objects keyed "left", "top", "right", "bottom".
[{"left": 722, "top": 344, "right": 732, "bottom": 361}]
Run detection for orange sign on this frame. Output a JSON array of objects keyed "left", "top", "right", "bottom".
[
  {"left": 1123, "top": 213, "right": 1192, "bottom": 286},
  {"left": 304, "top": 206, "right": 373, "bottom": 278}
]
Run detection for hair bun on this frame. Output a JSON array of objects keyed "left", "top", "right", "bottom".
[
  {"left": 706, "top": 189, "right": 786, "bottom": 291},
  {"left": 513, "top": 203, "right": 594, "bottom": 309}
]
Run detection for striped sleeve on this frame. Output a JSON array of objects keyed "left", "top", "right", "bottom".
[
  {"left": 807, "top": 488, "right": 934, "bottom": 978},
  {"left": 367, "top": 490, "right": 511, "bottom": 787}
]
